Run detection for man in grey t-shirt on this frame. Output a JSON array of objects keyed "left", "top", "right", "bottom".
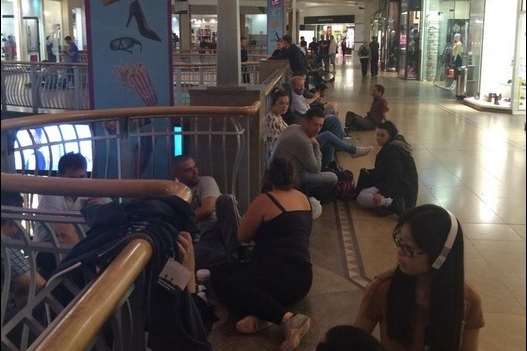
[{"left": 173, "top": 156, "right": 221, "bottom": 237}]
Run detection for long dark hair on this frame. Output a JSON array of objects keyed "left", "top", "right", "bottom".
[
  {"left": 387, "top": 204, "right": 465, "bottom": 351},
  {"left": 378, "top": 120, "right": 412, "bottom": 152}
]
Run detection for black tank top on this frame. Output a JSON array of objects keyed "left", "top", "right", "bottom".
[{"left": 253, "top": 193, "right": 313, "bottom": 264}]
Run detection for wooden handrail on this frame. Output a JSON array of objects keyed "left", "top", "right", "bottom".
[
  {"left": 1, "top": 61, "right": 88, "bottom": 67},
  {"left": 173, "top": 61, "right": 261, "bottom": 67},
  {"left": 34, "top": 238, "right": 153, "bottom": 351},
  {"left": 0, "top": 102, "right": 261, "bottom": 131},
  {"left": 1, "top": 173, "right": 192, "bottom": 202}
]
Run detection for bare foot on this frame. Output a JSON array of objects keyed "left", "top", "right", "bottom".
[
  {"left": 280, "top": 313, "right": 311, "bottom": 351},
  {"left": 235, "top": 316, "right": 271, "bottom": 334}
]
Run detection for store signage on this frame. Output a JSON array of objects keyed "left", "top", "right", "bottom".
[
  {"left": 401, "top": 0, "right": 421, "bottom": 11},
  {"left": 267, "top": 0, "right": 285, "bottom": 55},
  {"left": 87, "top": 0, "right": 172, "bottom": 108},
  {"left": 304, "top": 15, "right": 355, "bottom": 24}
]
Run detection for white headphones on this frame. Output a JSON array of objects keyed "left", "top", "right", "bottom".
[{"left": 431, "top": 209, "right": 459, "bottom": 270}]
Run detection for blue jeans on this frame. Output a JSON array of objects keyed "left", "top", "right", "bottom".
[
  {"left": 321, "top": 115, "right": 345, "bottom": 139},
  {"left": 316, "top": 130, "right": 357, "bottom": 169},
  {"left": 301, "top": 171, "right": 338, "bottom": 200}
]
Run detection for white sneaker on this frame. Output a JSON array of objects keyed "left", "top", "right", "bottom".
[{"left": 352, "top": 146, "right": 373, "bottom": 158}]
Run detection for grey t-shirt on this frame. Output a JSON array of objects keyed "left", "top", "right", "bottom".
[
  {"left": 190, "top": 176, "right": 221, "bottom": 234},
  {"left": 272, "top": 124, "right": 322, "bottom": 176}
]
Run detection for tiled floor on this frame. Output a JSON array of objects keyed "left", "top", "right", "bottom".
[{"left": 210, "top": 63, "right": 526, "bottom": 351}]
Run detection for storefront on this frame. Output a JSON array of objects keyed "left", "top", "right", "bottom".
[
  {"left": 1, "top": 0, "right": 86, "bottom": 62},
  {"left": 464, "top": 0, "right": 525, "bottom": 113},
  {"left": 398, "top": 0, "right": 422, "bottom": 79},
  {"left": 420, "top": 0, "right": 470, "bottom": 86},
  {"left": 302, "top": 15, "right": 356, "bottom": 54},
  {"left": 381, "top": 0, "right": 400, "bottom": 72},
  {"left": 191, "top": 15, "right": 217, "bottom": 48}
]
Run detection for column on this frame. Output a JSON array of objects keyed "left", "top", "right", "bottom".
[
  {"left": 179, "top": 13, "right": 191, "bottom": 51},
  {"left": 291, "top": 0, "right": 297, "bottom": 43},
  {"left": 267, "top": 0, "right": 285, "bottom": 55},
  {"left": 13, "top": 0, "right": 26, "bottom": 60},
  {"left": 217, "top": 0, "right": 241, "bottom": 86}
]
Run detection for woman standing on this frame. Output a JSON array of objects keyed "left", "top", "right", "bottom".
[
  {"left": 211, "top": 158, "right": 313, "bottom": 351},
  {"left": 354, "top": 204, "right": 484, "bottom": 351}
]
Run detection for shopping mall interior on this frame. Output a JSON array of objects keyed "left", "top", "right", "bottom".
[{"left": 1, "top": 0, "right": 525, "bottom": 350}]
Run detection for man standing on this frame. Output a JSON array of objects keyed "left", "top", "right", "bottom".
[
  {"left": 173, "top": 155, "right": 221, "bottom": 237},
  {"left": 269, "top": 34, "right": 307, "bottom": 76},
  {"left": 358, "top": 42, "right": 370, "bottom": 78},
  {"left": 369, "top": 37, "right": 380, "bottom": 77},
  {"left": 63, "top": 36, "right": 79, "bottom": 87},
  {"left": 241, "top": 37, "right": 250, "bottom": 83}
]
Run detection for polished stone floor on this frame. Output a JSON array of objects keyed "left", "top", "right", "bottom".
[{"left": 210, "top": 62, "right": 526, "bottom": 351}]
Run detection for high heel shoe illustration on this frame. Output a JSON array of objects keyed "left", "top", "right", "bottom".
[{"left": 126, "top": 0, "right": 161, "bottom": 42}]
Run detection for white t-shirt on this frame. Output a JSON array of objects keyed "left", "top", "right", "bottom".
[
  {"left": 35, "top": 195, "right": 85, "bottom": 243},
  {"left": 190, "top": 176, "right": 221, "bottom": 234},
  {"left": 290, "top": 91, "right": 310, "bottom": 115}
]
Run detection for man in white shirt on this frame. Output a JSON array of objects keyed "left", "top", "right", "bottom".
[
  {"left": 36, "top": 152, "right": 91, "bottom": 246},
  {"left": 173, "top": 155, "right": 221, "bottom": 237}
]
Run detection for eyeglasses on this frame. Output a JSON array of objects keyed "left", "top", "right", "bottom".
[{"left": 393, "top": 227, "right": 425, "bottom": 258}]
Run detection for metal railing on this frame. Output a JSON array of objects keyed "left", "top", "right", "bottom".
[
  {"left": 2, "top": 60, "right": 265, "bottom": 111},
  {"left": 1, "top": 104, "right": 263, "bottom": 210},
  {"left": 1, "top": 61, "right": 90, "bottom": 112},
  {"left": 1, "top": 175, "right": 187, "bottom": 351}
]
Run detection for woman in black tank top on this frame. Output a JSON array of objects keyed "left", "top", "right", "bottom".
[{"left": 211, "top": 158, "right": 313, "bottom": 351}]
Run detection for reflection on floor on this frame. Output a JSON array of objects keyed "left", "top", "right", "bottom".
[{"left": 210, "top": 64, "right": 526, "bottom": 351}]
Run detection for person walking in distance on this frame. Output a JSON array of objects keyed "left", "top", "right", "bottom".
[
  {"left": 358, "top": 43, "right": 370, "bottom": 78},
  {"left": 369, "top": 37, "right": 380, "bottom": 77}
]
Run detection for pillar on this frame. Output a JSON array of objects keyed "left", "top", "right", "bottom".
[
  {"left": 291, "top": 0, "right": 297, "bottom": 43},
  {"left": 217, "top": 0, "right": 241, "bottom": 86},
  {"left": 180, "top": 13, "right": 191, "bottom": 51},
  {"left": 13, "top": 0, "right": 26, "bottom": 60}
]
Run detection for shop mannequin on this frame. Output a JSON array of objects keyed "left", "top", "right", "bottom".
[{"left": 451, "top": 33, "right": 463, "bottom": 68}]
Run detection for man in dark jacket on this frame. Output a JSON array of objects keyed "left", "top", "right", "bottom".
[
  {"left": 270, "top": 34, "right": 307, "bottom": 76},
  {"left": 345, "top": 84, "right": 389, "bottom": 131}
]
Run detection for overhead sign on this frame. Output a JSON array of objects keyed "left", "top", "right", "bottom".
[
  {"left": 267, "top": 0, "right": 285, "bottom": 55},
  {"left": 304, "top": 15, "right": 355, "bottom": 25}
]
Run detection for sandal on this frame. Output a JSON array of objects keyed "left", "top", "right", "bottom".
[
  {"left": 280, "top": 313, "right": 311, "bottom": 351},
  {"left": 235, "top": 315, "right": 271, "bottom": 334}
]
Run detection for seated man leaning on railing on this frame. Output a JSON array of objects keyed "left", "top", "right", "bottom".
[
  {"left": 35, "top": 152, "right": 109, "bottom": 277},
  {"left": 172, "top": 155, "right": 221, "bottom": 240},
  {"left": 1, "top": 192, "right": 47, "bottom": 321}
]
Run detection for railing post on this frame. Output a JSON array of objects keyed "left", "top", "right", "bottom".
[
  {"left": 199, "top": 66, "right": 204, "bottom": 85},
  {"left": 73, "top": 66, "right": 81, "bottom": 110},
  {"left": 30, "top": 64, "right": 40, "bottom": 113},
  {"left": 1, "top": 63, "right": 7, "bottom": 112}
]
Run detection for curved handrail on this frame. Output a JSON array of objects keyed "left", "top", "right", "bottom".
[
  {"left": 1, "top": 173, "right": 192, "bottom": 202},
  {"left": 34, "top": 238, "right": 153, "bottom": 351},
  {"left": 0, "top": 102, "right": 261, "bottom": 131}
]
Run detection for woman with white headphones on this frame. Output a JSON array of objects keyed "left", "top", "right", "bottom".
[{"left": 354, "top": 204, "right": 484, "bottom": 351}]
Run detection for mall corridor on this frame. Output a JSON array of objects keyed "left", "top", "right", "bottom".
[{"left": 209, "top": 63, "right": 527, "bottom": 351}]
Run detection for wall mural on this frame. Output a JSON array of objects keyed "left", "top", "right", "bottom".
[{"left": 88, "top": 0, "right": 171, "bottom": 108}]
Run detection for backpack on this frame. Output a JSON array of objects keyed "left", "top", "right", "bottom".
[{"left": 326, "top": 163, "right": 356, "bottom": 201}]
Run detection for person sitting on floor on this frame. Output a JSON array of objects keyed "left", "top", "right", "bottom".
[
  {"left": 265, "top": 88, "right": 290, "bottom": 161},
  {"left": 211, "top": 158, "right": 313, "bottom": 351},
  {"left": 272, "top": 108, "right": 371, "bottom": 200},
  {"left": 316, "top": 325, "right": 385, "bottom": 351},
  {"left": 355, "top": 121, "right": 418, "bottom": 216},
  {"left": 2, "top": 192, "right": 47, "bottom": 322},
  {"left": 173, "top": 155, "right": 221, "bottom": 238},
  {"left": 346, "top": 84, "right": 389, "bottom": 131},
  {"left": 35, "top": 152, "right": 93, "bottom": 246},
  {"left": 354, "top": 205, "right": 484, "bottom": 351}
]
